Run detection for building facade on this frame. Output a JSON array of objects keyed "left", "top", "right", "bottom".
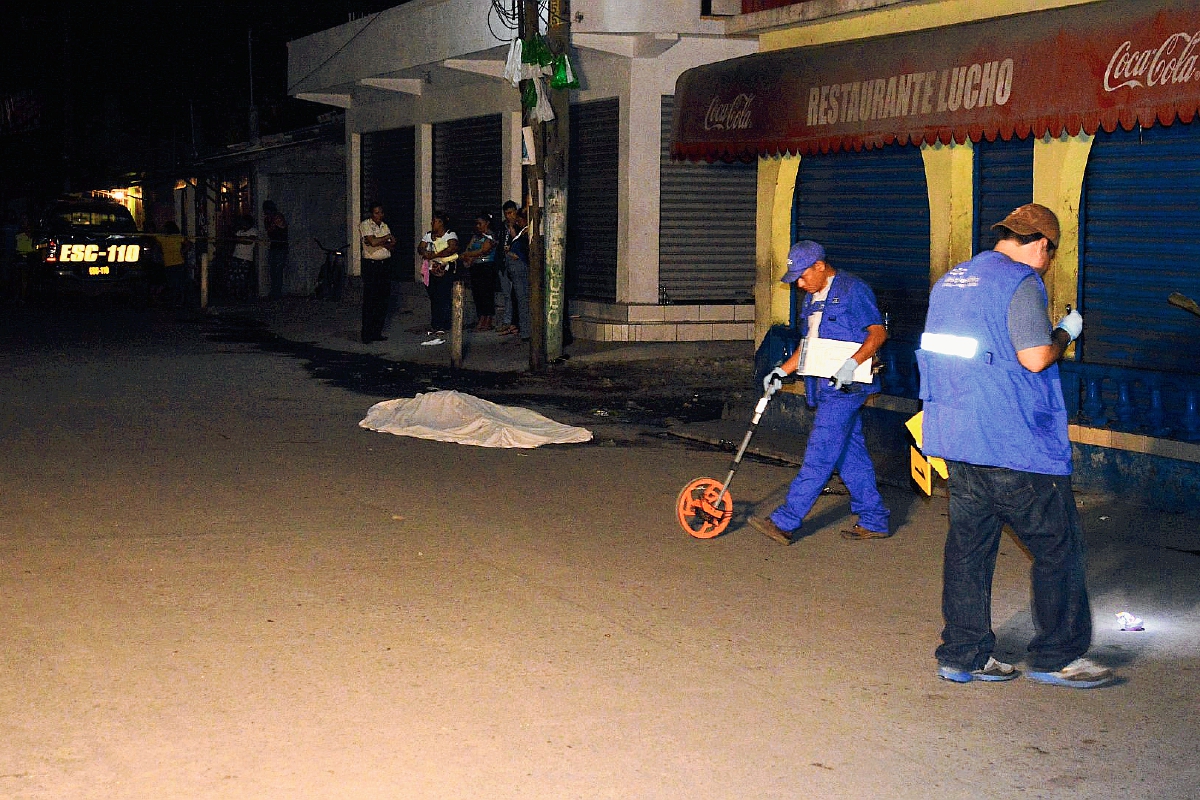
[
  {"left": 287, "top": 0, "right": 759, "bottom": 343},
  {"left": 672, "top": 0, "right": 1200, "bottom": 502}
]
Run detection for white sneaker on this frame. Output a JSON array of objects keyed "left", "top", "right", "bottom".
[
  {"left": 1027, "top": 657, "right": 1115, "bottom": 689},
  {"left": 420, "top": 337, "right": 445, "bottom": 346},
  {"left": 938, "top": 656, "right": 1019, "bottom": 683}
]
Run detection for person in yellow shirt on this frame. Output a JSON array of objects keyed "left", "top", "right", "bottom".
[{"left": 155, "top": 221, "right": 191, "bottom": 308}]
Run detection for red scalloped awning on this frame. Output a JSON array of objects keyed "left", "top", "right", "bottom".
[{"left": 672, "top": 0, "right": 1200, "bottom": 161}]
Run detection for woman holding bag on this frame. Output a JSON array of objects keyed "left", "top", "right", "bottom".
[{"left": 416, "top": 211, "right": 459, "bottom": 345}]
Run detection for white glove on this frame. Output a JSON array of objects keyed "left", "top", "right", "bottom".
[
  {"left": 763, "top": 366, "right": 789, "bottom": 394},
  {"left": 832, "top": 357, "right": 859, "bottom": 390},
  {"left": 1055, "top": 308, "right": 1083, "bottom": 342}
]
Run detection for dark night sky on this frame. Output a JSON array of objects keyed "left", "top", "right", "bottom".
[{"left": 0, "top": 1, "right": 405, "bottom": 198}]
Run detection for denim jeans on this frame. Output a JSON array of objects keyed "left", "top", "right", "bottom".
[
  {"left": 936, "top": 461, "right": 1093, "bottom": 672},
  {"left": 505, "top": 254, "right": 532, "bottom": 338},
  {"left": 769, "top": 381, "right": 890, "bottom": 534}
]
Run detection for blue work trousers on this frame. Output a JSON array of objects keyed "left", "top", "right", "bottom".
[
  {"left": 769, "top": 383, "right": 890, "bottom": 534},
  {"left": 936, "top": 461, "right": 1092, "bottom": 672}
]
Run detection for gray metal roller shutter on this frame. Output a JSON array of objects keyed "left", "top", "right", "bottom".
[
  {"left": 974, "top": 137, "right": 1033, "bottom": 253},
  {"left": 659, "top": 95, "right": 756, "bottom": 304},
  {"left": 792, "top": 144, "right": 931, "bottom": 351},
  {"left": 568, "top": 98, "right": 619, "bottom": 302},
  {"left": 1081, "top": 122, "right": 1200, "bottom": 374},
  {"left": 433, "top": 115, "right": 503, "bottom": 240},
  {"left": 361, "top": 127, "right": 415, "bottom": 275}
]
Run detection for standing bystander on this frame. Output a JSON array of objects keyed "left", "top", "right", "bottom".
[
  {"left": 498, "top": 200, "right": 531, "bottom": 342},
  {"left": 918, "top": 203, "right": 1114, "bottom": 688},
  {"left": 750, "top": 240, "right": 891, "bottom": 545},
  {"left": 262, "top": 200, "right": 288, "bottom": 299},
  {"left": 1, "top": 210, "right": 18, "bottom": 303},
  {"left": 360, "top": 203, "right": 397, "bottom": 344},
  {"left": 459, "top": 210, "right": 499, "bottom": 332},
  {"left": 13, "top": 214, "right": 35, "bottom": 306},
  {"left": 417, "top": 211, "right": 459, "bottom": 345},
  {"left": 230, "top": 215, "right": 258, "bottom": 303}
]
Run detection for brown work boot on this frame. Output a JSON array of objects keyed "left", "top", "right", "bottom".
[
  {"left": 841, "top": 524, "right": 890, "bottom": 540},
  {"left": 749, "top": 515, "right": 795, "bottom": 545}
]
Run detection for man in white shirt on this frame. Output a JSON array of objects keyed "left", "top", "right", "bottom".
[{"left": 360, "top": 203, "right": 396, "bottom": 344}]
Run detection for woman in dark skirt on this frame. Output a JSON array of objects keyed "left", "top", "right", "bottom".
[{"left": 459, "top": 211, "right": 499, "bottom": 331}]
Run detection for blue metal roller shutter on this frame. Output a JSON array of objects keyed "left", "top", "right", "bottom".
[
  {"left": 974, "top": 137, "right": 1033, "bottom": 253},
  {"left": 1081, "top": 122, "right": 1200, "bottom": 374},
  {"left": 793, "top": 145, "right": 931, "bottom": 382}
]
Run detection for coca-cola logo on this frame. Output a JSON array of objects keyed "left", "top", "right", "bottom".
[
  {"left": 1104, "top": 32, "right": 1200, "bottom": 91},
  {"left": 704, "top": 93, "right": 754, "bottom": 130}
]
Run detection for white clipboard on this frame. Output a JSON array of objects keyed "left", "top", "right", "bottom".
[{"left": 798, "top": 337, "right": 873, "bottom": 383}]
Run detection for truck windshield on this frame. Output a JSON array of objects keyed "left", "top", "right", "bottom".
[{"left": 45, "top": 205, "right": 138, "bottom": 234}]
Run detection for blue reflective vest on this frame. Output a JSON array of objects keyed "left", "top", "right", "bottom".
[
  {"left": 917, "top": 250, "right": 1071, "bottom": 475},
  {"left": 801, "top": 271, "right": 883, "bottom": 397}
]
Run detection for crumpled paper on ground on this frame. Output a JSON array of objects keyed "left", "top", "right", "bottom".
[{"left": 359, "top": 390, "right": 592, "bottom": 449}]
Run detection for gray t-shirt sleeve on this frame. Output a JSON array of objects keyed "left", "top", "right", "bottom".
[{"left": 1007, "top": 275, "right": 1052, "bottom": 351}]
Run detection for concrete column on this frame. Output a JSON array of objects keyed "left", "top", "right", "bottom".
[
  {"left": 755, "top": 154, "right": 799, "bottom": 344},
  {"left": 502, "top": 111, "right": 523, "bottom": 208},
  {"left": 1035, "top": 132, "right": 1092, "bottom": 322},
  {"left": 416, "top": 123, "right": 434, "bottom": 282},
  {"left": 347, "top": 131, "right": 362, "bottom": 277},
  {"left": 920, "top": 140, "right": 974, "bottom": 285},
  {"left": 620, "top": 62, "right": 661, "bottom": 305}
]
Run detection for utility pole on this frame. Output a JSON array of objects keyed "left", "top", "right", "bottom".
[
  {"left": 248, "top": 29, "right": 260, "bottom": 143},
  {"left": 519, "top": 0, "right": 570, "bottom": 370},
  {"left": 519, "top": 0, "right": 545, "bottom": 371},
  {"left": 543, "top": 0, "right": 570, "bottom": 361}
]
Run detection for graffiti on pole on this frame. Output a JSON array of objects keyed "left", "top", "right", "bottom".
[{"left": 544, "top": 186, "right": 567, "bottom": 359}]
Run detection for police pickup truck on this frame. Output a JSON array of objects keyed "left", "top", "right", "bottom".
[{"left": 34, "top": 198, "right": 156, "bottom": 300}]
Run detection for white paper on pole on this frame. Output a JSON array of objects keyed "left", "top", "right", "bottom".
[
  {"left": 798, "top": 337, "right": 873, "bottom": 383},
  {"left": 504, "top": 38, "right": 523, "bottom": 87}
]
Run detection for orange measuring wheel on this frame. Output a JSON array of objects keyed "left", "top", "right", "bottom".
[
  {"left": 676, "top": 477, "right": 733, "bottom": 539},
  {"left": 674, "top": 387, "right": 779, "bottom": 540}
]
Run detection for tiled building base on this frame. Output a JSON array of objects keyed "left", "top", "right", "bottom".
[{"left": 570, "top": 301, "right": 755, "bottom": 342}]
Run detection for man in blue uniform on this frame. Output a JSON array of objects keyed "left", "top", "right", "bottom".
[
  {"left": 750, "top": 240, "right": 891, "bottom": 545},
  {"left": 918, "top": 203, "right": 1113, "bottom": 688}
]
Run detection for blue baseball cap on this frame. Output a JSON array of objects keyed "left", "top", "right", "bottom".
[{"left": 781, "top": 240, "right": 826, "bottom": 283}]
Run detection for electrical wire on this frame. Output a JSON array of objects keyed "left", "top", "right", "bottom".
[{"left": 487, "top": 0, "right": 520, "bottom": 42}]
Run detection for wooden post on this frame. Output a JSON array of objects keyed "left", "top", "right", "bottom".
[
  {"left": 200, "top": 251, "right": 209, "bottom": 310},
  {"left": 450, "top": 280, "right": 464, "bottom": 368}
]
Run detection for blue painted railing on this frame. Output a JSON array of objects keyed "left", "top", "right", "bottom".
[
  {"left": 876, "top": 345, "right": 1200, "bottom": 444},
  {"left": 1060, "top": 362, "right": 1200, "bottom": 442}
]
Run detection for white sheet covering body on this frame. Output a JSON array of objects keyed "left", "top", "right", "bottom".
[{"left": 359, "top": 390, "right": 593, "bottom": 448}]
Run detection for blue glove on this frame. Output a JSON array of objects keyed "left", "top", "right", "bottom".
[
  {"left": 763, "top": 366, "right": 789, "bottom": 394},
  {"left": 1055, "top": 308, "right": 1083, "bottom": 342},
  {"left": 831, "top": 357, "right": 859, "bottom": 390}
]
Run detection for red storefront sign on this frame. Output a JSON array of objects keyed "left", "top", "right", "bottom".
[{"left": 673, "top": 0, "right": 1200, "bottom": 160}]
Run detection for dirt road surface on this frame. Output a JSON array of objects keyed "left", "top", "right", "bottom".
[{"left": 2, "top": 301, "right": 1197, "bottom": 799}]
